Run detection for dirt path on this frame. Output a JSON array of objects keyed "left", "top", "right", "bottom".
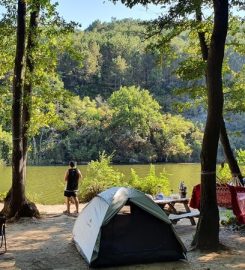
[{"left": 0, "top": 204, "right": 244, "bottom": 270}]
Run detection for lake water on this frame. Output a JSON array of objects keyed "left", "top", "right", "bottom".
[{"left": 0, "top": 163, "right": 201, "bottom": 204}]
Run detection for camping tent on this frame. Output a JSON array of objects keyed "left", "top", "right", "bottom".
[{"left": 73, "top": 187, "right": 186, "bottom": 267}]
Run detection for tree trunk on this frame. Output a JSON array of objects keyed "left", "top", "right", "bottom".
[
  {"left": 9, "top": 0, "right": 27, "bottom": 218},
  {"left": 196, "top": 4, "right": 243, "bottom": 186},
  {"left": 1, "top": 0, "right": 39, "bottom": 219},
  {"left": 192, "top": 0, "right": 228, "bottom": 250}
]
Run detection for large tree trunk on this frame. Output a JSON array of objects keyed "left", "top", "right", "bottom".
[
  {"left": 192, "top": 0, "right": 228, "bottom": 250},
  {"left": 9, "top": 0, "right": 27, "bottom": 218},
  {"left": 196, "top": 4, "right": 243, "bottom": 186},
  {"left": 1, "top": 0, "right": 39, "bottom": 219}
]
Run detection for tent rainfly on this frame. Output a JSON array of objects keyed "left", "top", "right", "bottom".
[{"left": 73, "top": 187, "right": 187, "bottom": 267}]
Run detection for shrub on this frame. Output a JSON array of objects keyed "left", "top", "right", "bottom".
[
  {"left": 217, "top": 159, "right": 245, "bottom": 184},
  {"left": 79, "top": 155, "right": 170, "bottom": 202},
  {"left": 129, "top": 164, "right": 170, "bottom": 196},
  {"left": 79, "top": 152, "right": 124, "bottom": 202},
  {"left": 216, "top": 163, "right": 232, "bottom": 184},
  {"left": 236, "top": 149, "right": 245, "bottom": 165}
]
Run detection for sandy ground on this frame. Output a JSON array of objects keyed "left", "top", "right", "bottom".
[{"left": 0, "top": 203, "right": 244, "bottom": 270}]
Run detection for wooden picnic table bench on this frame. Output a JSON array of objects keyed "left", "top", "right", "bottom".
[
  {"left": 154, "top": 197, "right": 200, "bottom": 225},
  {"left": 169, "top": 210, "right": 200, "bottom": 225}
]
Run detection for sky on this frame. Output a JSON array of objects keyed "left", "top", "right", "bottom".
[{"left": 54, "top": 0, "right": 162, "bottom": 29}]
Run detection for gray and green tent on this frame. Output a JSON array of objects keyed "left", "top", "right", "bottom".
[{"left": 73, "top": 187, "right": 186, "bottom": 267}]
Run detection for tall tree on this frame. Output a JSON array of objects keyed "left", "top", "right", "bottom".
[
  {"left": 195, "top": 4, "right": 243, "bottom": 185},
  {"left": 1, "top": 0, "right": 76, "bottom": 218},
  {"left": 136, "top": 1, "right": 244, "bottom": 185},
  {"left": 192, "top": 0, "right": 228, "bottom": 249},
  {"left": 9, "top": 0, "right": 39, "bottom": 218},
  {"left": 110, "top": 0, "right": 231, "bottom": 249},
  {"left": 11, "top": 0, "right": 26, "bottom": 216}
]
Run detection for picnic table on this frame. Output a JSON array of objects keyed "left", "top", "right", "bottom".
[{"left": 154, "top": 197, "right": 200, "bottom": 225}]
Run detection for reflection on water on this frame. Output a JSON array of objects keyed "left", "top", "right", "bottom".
[{"left": 0, "top": 163, "right": 201, "bottom": 204}]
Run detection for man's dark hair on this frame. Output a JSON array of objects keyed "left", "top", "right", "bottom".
[{"left": 69, "top": 161, "right": 75, "bottom": 167}]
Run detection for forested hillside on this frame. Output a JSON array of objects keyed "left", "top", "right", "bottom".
[
  {"left": 0, "top": 18, "right": 244, "bottom": 165},
  {"left": 58, "top": 19, "right": 183, "bottom": 110}
]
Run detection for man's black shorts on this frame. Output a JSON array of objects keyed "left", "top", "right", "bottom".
[{"left": 64, "top": 190, "right": 77, "bottom": 197}]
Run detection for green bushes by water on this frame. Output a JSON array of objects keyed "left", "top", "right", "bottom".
[
  {"left": 78, "top": 153, "right": 124, "bottom": 202},
  {"left": 78, "top": 153, "right": 170, "bottom": 202},
  {"left": 217, "top": 149, "right": 245, "bottom": 184},
  {"left": 129, "top": 165, "right": 170, "bottom": 196},
  {"left": 236, "top": 149, "right": 245, "bottom": 165},
  {"left": 217, "top": 163, "right": 232, "bottom": 184}
]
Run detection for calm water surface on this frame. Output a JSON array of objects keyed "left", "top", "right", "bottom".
[{"left": 0, "top": 163, "right": 201, "bottom": 204}]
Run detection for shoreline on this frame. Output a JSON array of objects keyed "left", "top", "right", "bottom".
[{"left": 0, "top": 203, "right": 86, "bottom": 215}]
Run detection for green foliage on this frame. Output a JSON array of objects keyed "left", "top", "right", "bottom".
[
  {"left": 109, "top": 86, "right": 162, "bottom": 136},
  {"left": 28, "top": 84, "right": 203, "bottom": 164},
  {"left": 220, "top": 209, "right": 237, "bottom": 226},
  {"left": 79, "top": 152, "right": 124, "bottom": 202},
  {"left": 127, "top": 168, "right": 139, "bottom": 186},
  {"left": 216, "top": 163, "right": 232, "bottom": 184},
  {"left": 79, "top": 154, "right": 170, "bottom": 202},
  {"left": 217, "top": 150, "right": 245, "bottom": 184},
  {"left": 59, "top": 19, "right": 165, "bottom": 99},
  {"left": 236, "top": 149, "right": 245, "bottom": 165},
  {"left": 30, "top": 79, "right": 68, "bottom": 136},
  {"left": 129, "top": 164, "right": 170, "bottom": 196},
  {"left": 61, "top": 95, "right": 105, "bottom": 129},
  {"left": 2, "top": 12, "right": 245, "bottom": 165},
  {"left": 0, "top": 126, "right": 11, "bottom": 162},
  {"left": 153, "top": 114, "right": 202, "bottom": 162},
  {"left": 175, "top": 57, "right": 206, "bottom": 81}
]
